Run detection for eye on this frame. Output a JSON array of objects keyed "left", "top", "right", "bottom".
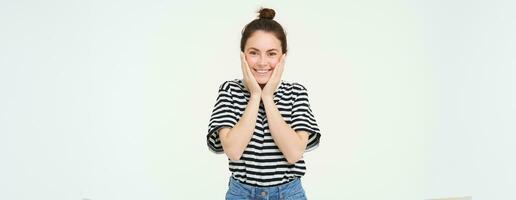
[
  {"left": 249, "top": 51, "right": 258, "bottom": 55},
  {"left": 268, "top": 52, "right": 277, "bottom": 56}
]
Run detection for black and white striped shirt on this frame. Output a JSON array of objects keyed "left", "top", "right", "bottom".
[{"left": 206, "top": 79, "right": 321, "bottom": 187}]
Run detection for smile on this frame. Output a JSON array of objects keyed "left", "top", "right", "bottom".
[{"left": 254, "top": 68, "right": 271, "bottom": 76}]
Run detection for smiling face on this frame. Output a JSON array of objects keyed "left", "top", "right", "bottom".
[{"left": 244, "top": 30, "right": 283, "bottom": 87}]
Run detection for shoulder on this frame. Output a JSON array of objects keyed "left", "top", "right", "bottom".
[
  {"left": 280, "top": 80, "right": 309, "bottom": 93},
  {"left": 218, "top": 79, "right": 245, "bottom": 92}
]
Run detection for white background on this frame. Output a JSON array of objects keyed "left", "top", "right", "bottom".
[{"left": 1, "top": 0, "right": 515, "bottom": 199}]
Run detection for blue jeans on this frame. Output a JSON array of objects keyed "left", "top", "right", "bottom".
[{"left": 225, "top": 177, "right": 307, "bottom": 200}]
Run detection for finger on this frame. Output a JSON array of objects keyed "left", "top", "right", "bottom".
[
  {"left": 278, "top": 54, "right": 286, "bottom": 72},
  {"left": 243, "top": 54, "right": 258, "bottom": 83},
  {"left": 243, "top": 53, "right": 254, "bottom": 76},
  {"left": 278, "top": 54, "right": 286, "bottom": 69},
  {"left": 240, "top": 52, "right": 250, "bottom": 79},
  {"left": 240, "top": 52, "right": 259, "bottom": 87},
  {"left": 240, "top": 52, "right": 246, "bottom": 74},
  {"left": 272, "top": 54, "right": 286, "bottom": 81}
]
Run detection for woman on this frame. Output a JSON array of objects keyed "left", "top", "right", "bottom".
[{"left": 207, "top": 7, "right": 321, "bottom": 200}]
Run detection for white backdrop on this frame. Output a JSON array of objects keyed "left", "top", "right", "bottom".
[{"left": 1, "top": 0, "right": 515, "bottom": 199}]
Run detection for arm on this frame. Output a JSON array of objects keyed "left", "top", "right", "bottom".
[
  {"left": 219, "top": 52, "right": 264, "bottom": 161},
  {"left": 262, "top": 97, "right": 309, "bottom": 164},
  {"left": 259, "top": 54, "right": 308, "bottom": 164},
  {"left": 218, "top": 95, "right": 261, "bottom": 161}
]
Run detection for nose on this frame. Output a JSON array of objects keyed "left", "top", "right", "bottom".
[{"left": 258, "top": 56, "right": 267, "bottom": 66}]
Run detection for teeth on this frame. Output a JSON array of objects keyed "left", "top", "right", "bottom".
[{"left": 256, "top": 69, "right": 269, "bottom": 74}]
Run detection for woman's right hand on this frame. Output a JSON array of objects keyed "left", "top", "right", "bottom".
[{"left": 240, "top": 52, "right": 262, "bottom": 97}]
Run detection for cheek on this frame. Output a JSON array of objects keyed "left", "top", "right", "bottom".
[
  {"left": 270, "top": 61, "right": 279, "bottom": 68},
  {"left": 272, "top": 57, "right": 282, "bottom": 67},
  {"left": 245, "top": 56, "right": 257, "bottom": 66}
]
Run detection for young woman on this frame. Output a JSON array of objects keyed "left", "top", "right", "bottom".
[{"left": 207, "top": 8, "right": 321, "bottom": 200}]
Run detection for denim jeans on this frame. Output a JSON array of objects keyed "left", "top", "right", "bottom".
[{"left": 225, "top": 177, "right": 307, "bottom": 200}]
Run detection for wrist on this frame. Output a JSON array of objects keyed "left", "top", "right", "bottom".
[
  {"left": 261, "top": 95, "right": 274, "bottom": 101},
  {"left": 250, "top": 94, "right": 262, "bottom": 100}
]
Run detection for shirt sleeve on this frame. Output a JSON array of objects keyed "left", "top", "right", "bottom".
[
  {"left": 206, "top": 81, "right": 238, "bottom": 154},
  {"left": 291, "top": 83, "right": 321, "bottom": 152}
]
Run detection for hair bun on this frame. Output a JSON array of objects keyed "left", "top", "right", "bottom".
[{"left": 258, "top": 8, "right": 275, "bottom": 20}]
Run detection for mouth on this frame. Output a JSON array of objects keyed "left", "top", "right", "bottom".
[{"left": 253, "top": 68, "right": 272, "bottom": 76}]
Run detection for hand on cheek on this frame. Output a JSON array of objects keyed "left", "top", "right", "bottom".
[
  {"left": 262, "top": 54, "right": 286, "bottom": 99},
  {"left": 240, "top": 52, "right": 262, "bottom": 97}
]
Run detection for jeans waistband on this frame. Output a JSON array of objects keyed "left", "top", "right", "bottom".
[{"left": 229, "top": 176, "right": 301, "bottom": 191}]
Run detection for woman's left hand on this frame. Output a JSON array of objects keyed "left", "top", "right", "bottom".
[{"left": 262, "top": 54, "right": 286, "bottom": 100}]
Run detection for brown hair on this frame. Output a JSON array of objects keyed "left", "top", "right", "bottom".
[{"left": 240, "top": 8, "right": 288, "bottom": 54}]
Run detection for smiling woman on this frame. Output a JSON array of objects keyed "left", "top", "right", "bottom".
[
  {"left": 206, "top": 7, "right": 321, "bottom": 200},
  {"left": 244, "top": 31, "right": 283, "bottom": 87},
  {"left": 239, "top": 8, "right": 286, "bottom": 89}
]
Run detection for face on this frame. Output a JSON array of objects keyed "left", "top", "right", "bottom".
[{"left": 244, "top": 30, "right": 283, "bottom": 87}]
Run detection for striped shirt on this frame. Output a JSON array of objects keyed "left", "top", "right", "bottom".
[{"left": 206, "top": 79, "right": 321, "bottom": 187}]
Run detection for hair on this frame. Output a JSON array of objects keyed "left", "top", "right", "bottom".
[{"left": 240, "top": 7, "right": 288, "bottom": 54}]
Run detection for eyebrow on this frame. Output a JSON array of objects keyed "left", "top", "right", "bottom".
[{"left": 247, "top": 47, "right": 279, "bottom": 52}]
